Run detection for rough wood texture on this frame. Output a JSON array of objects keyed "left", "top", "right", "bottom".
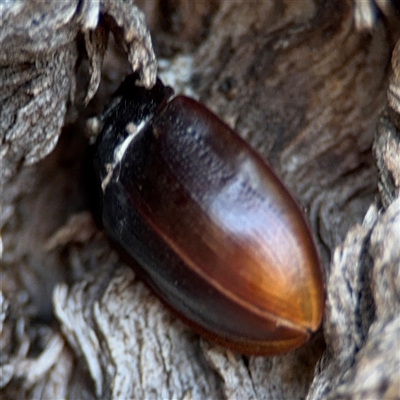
[
  {"left": 0, "top": 0, "right": 156, "bottom": 188},
  {"left": 1, "top": 1, "right": 399, "bottom": 399}
]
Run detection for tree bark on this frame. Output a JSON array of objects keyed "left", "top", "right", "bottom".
[{"left": 1, "top": 1, "right": 399, "bottom": 399}]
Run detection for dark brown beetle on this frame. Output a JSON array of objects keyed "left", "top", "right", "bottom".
[{"left": 93, "top": 74, "right": 324, "bottom": 355}]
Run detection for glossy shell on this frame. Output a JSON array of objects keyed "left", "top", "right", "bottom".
[{"left": 93, "top": 75, "right": 324, "bottom": 355}]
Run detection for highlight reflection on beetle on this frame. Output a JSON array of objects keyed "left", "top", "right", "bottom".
[{"left": 93, "top": 74, "right": 324, "bottom": 355}]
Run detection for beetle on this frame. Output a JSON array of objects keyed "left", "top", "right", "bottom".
[{"left": 92, "top": 74, "right": 324, "bottom": 355}]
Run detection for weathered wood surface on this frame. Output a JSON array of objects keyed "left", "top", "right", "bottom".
[{"left": 1, "top": 1, "right": 399, "bottom": 399}]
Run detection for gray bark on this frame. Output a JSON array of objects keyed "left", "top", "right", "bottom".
[{"left": 1, "top": 1, "right": 399, "bottom": 399}]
